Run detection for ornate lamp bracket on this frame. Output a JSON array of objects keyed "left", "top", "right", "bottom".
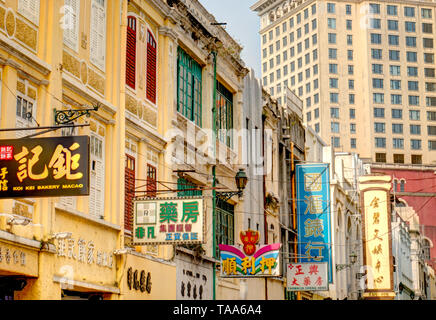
[{"left": 54, "top": 104, "right": 99, "bottom": 125}]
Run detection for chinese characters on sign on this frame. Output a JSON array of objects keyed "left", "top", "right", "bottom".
[
  {"left": 219, "top": 230, "right": 281, "bottom": 278},
  {"left": 362, "top": 189, "right": 392, "bottom": 291},
  {"left": 0, "top": 137, "right": 89, "bottom": 198},
  {"left": 286, "top": 262, "right": 329, "bottom": 291},
  {"left": 55, "top": 237, "right": 113, "bottom": 269},
  {"left": 296, "top": 164, "right": 332, "bottom": 283},
  {"left": 133, "top": 197, "right": 204, "bottom": 245},
  {"left": 0, "top": 245, "right": 26, "bottom": 266}
]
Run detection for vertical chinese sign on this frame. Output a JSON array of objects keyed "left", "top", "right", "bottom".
[
  {"left": 132, "top": 197, "right": 204, "bottom": 245},
  {"left": 359, "top": 175, "right": 394, "bottom": 300},
  {"left": 0, "top": 136, "right": 89, "bottom": 198},
  {"left": 219, "top": 230, "right": 281, "bottom": 278},
  {"left": 296, "top": 163, "right": 332, "bottom": 283},
  {"left": 286, "top": 262, "right": 328, "bottom": 291}
]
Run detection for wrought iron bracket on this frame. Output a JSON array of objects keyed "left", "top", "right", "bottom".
[
  {"left": 54, "top": 104, "right": 99, "bottom": 125},
  {"left": 216, "top": 191, "right": 242, "bottom": 202}
]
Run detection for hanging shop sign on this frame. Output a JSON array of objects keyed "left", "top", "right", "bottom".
[
  {"left": 286, "top": 262, "right": 329, "bottom": 291},
  {"left": 132, "top": 197, "right": 204, "bottom": 245},
  {"left": 296, "top": 163, "right": 332, "bottom": 283},
  {"left": 0, "top": 136, "right": 89, "bottom": 198},
  {"left": 219, "top": 230, "right": 281, "bottom": 278},
  {"left": 359, "top": 176, "right": 394, "bottom": 298}
]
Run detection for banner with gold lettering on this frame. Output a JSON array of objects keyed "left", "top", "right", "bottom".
[
  {"left": 359, "top": 175, "right": 394, "bottom": 299},
  {"left": 0, "top": 136, "right": 89, "bottom": 198}
]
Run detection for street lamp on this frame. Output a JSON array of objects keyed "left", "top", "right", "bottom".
[
  {"left": 216, "top": 168, "right": 248, "bottom": 202},
  {"left": 336, "top": 252, "right": 358, "bottom": 271}
]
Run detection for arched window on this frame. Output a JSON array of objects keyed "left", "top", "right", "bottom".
[
  {"left": 126, "top": 16, "right": 137, "bottom": 89},
  {"left": 146, "top": 30, "right": 157, "bottom": 103},
  {"left": 423, "top": 238, "right": 432, "bottom": 261}
]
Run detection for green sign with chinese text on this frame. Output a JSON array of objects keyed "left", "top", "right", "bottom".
[{"left": 0, "top": 136, "right": 90, "bottom": 198}]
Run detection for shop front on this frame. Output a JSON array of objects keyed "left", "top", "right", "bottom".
[{"left": 0, "top": 232, "right": 40, "bottom": 300}]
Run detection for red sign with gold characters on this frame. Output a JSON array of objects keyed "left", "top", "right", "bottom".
[{"left": 0, "top": 136, "right": 89, "bottom": 198}]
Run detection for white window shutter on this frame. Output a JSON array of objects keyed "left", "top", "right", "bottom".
[
  {"left": 89, "top": 133, "right": 104, "bottom": 218},
  {"left": 18, "top": 0, "right": 40, "bottom": 25},
  {"left": 63, "top": 0, "right": 80, "bottom": 51},
  {"left": 90, "top": 0, "right": 106, "bottom": 70}
]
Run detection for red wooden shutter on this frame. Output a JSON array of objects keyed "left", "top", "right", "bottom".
[
  {"left": 124, "top": 155, "right": 135, "bottom": 232},
  {"left": 126, "top": 16, "right": 137, "bottom": 89},
  {"left": 146, "top": 164, "right": 157, "bottom": 197},
  {"left": 146, "top": 30, "right": 157, "bottom": 103}
]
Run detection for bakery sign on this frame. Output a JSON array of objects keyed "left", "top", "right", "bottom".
[
  {"left": 132, "top": 197, "right": 204, "bottom": 245},
  {"left": 0, "top": 136, "right": 89, "bottom": 198}
]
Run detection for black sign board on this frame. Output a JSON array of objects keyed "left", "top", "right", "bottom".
[{"left": 0, "top": 136, "right": 90, "bottom": 198}]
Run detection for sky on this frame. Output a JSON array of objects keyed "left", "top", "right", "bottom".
[{"left": 199, "top": 0, "right": 262, "bottom": 77}]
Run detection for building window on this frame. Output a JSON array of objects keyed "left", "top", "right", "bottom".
[
  {"left": 392, "top": 109, "right": 403, "bottom": 119},
  {"left": 330, "top": 107, "right": 339, "bottom": 118},
  {"left": 407, "top": 51, "right": 417, "bottom": 62},
  {"left": 391, "top": 80, "right": 401, "bottom": 90},
  {"left": 422, "top": 8, "right": 432, "bottom": 19},
  {"left": 374, "top": 122, "right": 385, "bottom": 133},
  {"left": 177, "top": 177, "right": 202, "bottom": 197},
  {"left": 329, "top": 64, "right": 338, "bottom": 74},
  {"left": 410, "top": 110, "right": 420, "bottom": 120},
  {"left": 370, "top": 3, "right": 380, "bottom": 14},
  {"left": 375, "top": 137, "right": 386, "bottom": 148},
  {"left": 15, "top": 95, "right": 35, "bottom": 136},
  {"left": 405, "top": 21, "right": 416, "bottom": 32},
  {"left": 389, "top": 50, "right": 400, "bottom": 61},
  {"left": 177, "top": 47, "right": 202, "bottom": 126},
  {"left": 90, "top": 133, "right": 104, "bottom": 218},
  {"left": 216, "top": 198, "right": 235, "bottom": 257},
  {"left": 388, "top": 20, "right": 398, "bottom": 31},
  {"left": 331, "top": 136, "right": 340, "bottom": 148},
  {"left": 423, "top": 38, "right": 434, "bottom": 49},
  {"left": 404, "top": 7, "right": 415, "bottom": 17},
  {"left": 346, "top": 4, "right": 351, "bottom": 15},
  {"left": 126, "top": 16, "right": 137, "bottom": 89},
  {"left": 425, "top": 68, "right": 435, "bottom": 77},
  {"left": 408, "top": 67, "right": 418, "bottom": 77},
  {"left": 392, "top": 123, "right": 403, "bottom": 134},
  {"left": 350, "top": 138, "right": 356, "bottom": 149},
  {"left": 422, "top": 23, "right": 433, "bottom": 33},
  {"left": 331, "top": 122, "right": 340, "bottom": 133},
  {"left": 372, "top": 49, "right": 382, "bottom": 60},
  {"left": 373, "top": 93, "right": 384, "bottom": 104},
  {"left": 350, "top": 109, "right": 356, "bottom": 119},
  {"left": 393, "top": 138, "right": 404, "bottom": 149},
  {"left": 329, "top": 48, "right": 337, "bottom": 59},
  {"left": 146, "top": 30, "right": 157, "bottom": 103},
  {"left": 388, "top": 35, "right": 399, "bottom": 46},
  {"left": 350, "top": 123, "right": 356, "bottom": 134},
  {"left": 424, "top": 53, "right": 434, "bottom": 64},
  {"left": 373, "top": 78, "right": 384, "bottom": 89},
  {"left": 412, "top": 155, "right": 422, "bottom": 164},
  {"left": 387, "top": 5, "right": 397, "bottom": 16},
  {"left": 428, "top": 126, "right": 436, "bottom": 136},
  {"left": 330, "top": 93, "right": 339, "bottom": 103},
  {"left": 328, "top": 33, "right": 336, "bottom": 44},
  {"left": 393, "top": 154, "right": 404, "bottom": 163},
  {"left": 124, "top": 154, "right": 135, "bottom": 231},
  {"left": 346, "top": 20, "right": 352, "bottom": 30},
  {"left": 390, "top": 65, "right": 401, "bottom": 76},
  {"left": 375, "top": 153, "right": 386, "bottom": 163},
  {"left": 409, "top": 95, "right": 419, "bottom": 106},
  {"left": 372, "top": 33, "right": 382, "bottom": 44},
  {"left": 370, "top": 18, "right": 381, "bottom": 29},
  {"left": 146, "top": 164, "right": 157, "bottom": 197},
  {"left": 410, "top": 124, "right": 421, "bottom": 135},
  {"left": 90, "top": 0, "right": 107, "bottom": 71},
  {"left": 347, "top": 35, "right": 353, "bottom": 45},
  {"left": 372, "top": 64, "right": 383, "bottom": 74},
  {"left": 406, "top": 36, "right": 416, "bottom": 47},
  {"left": 216, "top": 81, "right": 234, "bottom": 148},
  {"left": 329, "top": 78, "right": 338, "bottom": 88},
  {"left": 374, "top": 107, "right": 385, "bottom": 118},
  {"left": 391, "top": 94, "right": 402, "bottom": 104},
  {"left": 411, "top": 139, "right": 422, "bottom": 150},
  {"left": 63, "top": 0, "right": 80, "bottom": 51},
  {"left": 408, "top": 81, "right": 419, "bottom": 91},
  {"left": 429, "top": 141, "right": 436, "bottom": 150},
  {"left": 18, "top": 0, "right": 40, "bottom": 25},
  {"left": 349, "top": 94, "right": 355, "bottom": 104},
  {"left": 349, "top": 80, "right": 354, "bottom": 90},
  {"left": 327, "top": 3, "right": 335, "bottom": 13}
]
